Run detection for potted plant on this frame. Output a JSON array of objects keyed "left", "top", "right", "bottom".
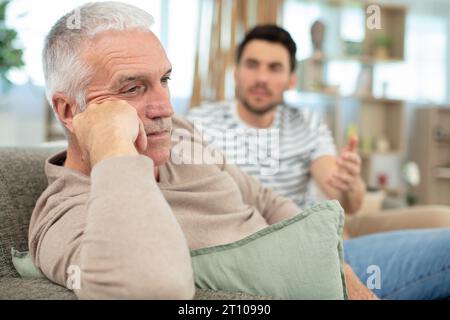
[
  {"left": 0, "top": 0, "right": 24, "bottom": 92},
  {"left": 374, "top": 33, "right": 392, "bottom": 60}
]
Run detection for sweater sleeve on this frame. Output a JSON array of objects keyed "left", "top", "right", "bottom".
[
  {"left": 224, "top": 163, "right": 300, "bottom": 225},
  {"left": 30, "top": 155, "right": 194, "bottom": 299}
]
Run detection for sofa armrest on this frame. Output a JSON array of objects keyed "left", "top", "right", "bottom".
[{"left": 0, "top": 277, "right": 76, "bottom": 300}]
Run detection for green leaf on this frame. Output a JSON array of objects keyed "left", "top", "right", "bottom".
[
  {"left": 0, "top": 0, "right": 10, "bottom": 21},
  {"left": 0, "top": 0, "right": 25, "bottom": 76}
]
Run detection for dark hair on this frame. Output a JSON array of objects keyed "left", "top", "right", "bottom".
[{"left": 236, "top": 24, "right": 297, "bottom": 72}]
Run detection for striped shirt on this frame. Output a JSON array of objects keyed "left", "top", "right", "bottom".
[{"left": 187, "top": 101, "right": 337, "bottom": 209}]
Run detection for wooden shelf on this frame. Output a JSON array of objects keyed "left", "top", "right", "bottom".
[
  {"left": 435, "top": 167, "right": 450, "bottom": 180},
  {"left": 297, "top": 90, "right": 404, "bottom": 104},
  {"left": 411, "top": 108, "right": 450, "bottom": 206},
  {"left": 292, "top": 90, "right": 341, "bottom": 99},
  {"left": 352, "top": 95, "right": 403, "bottom": 104},
  {"left": 363, "top": 3, "right": 407, "bottom": 61},
  {"left": 360, "top": 151, "right": 403, "bottom": 159},
  {"left": 308, "top": 55, "right": 403, "bottom": 64},
  {"left": 358, "top": 99, "right": 405, "bottom": 154}
]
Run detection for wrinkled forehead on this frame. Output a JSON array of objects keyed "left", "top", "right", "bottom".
[{"left": 82, "top": 29, "right": 170, "bottom": 80}]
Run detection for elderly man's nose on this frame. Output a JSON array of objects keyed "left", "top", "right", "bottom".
[{"left": 145, "top": 103, "right": 174, "bottom": 119}]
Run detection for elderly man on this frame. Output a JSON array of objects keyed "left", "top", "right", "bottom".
[
  {"left": 187, "top": 25, "right": 450, "bottom": 300},
  {"left": 29, "top": 2, "right": 376, "bottom": 300}
]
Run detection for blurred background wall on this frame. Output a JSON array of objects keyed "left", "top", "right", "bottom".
[{"left": 0, "top": 0, "right": 449, "bottom": 204}]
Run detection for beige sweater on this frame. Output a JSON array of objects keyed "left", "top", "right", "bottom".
[{"left": 28, "top": 117, "right": 300, "bottom": 299}]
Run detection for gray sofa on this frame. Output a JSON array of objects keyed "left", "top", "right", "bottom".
[{"left": 0, "top": 147, "right": 270, "bottom": 300}]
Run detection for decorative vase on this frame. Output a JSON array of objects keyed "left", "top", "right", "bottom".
[{"left": 375, "top": 47, "right": 389, "bottom": 60}]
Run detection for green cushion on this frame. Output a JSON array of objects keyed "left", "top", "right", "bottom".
[
  {"left": 191, "top": 200, "right": 348, "bottom": 300},
  {"left": 11, "top": 248, "right": 44, "bottom": 279},
  {"left": 11, "top": 200, "right": 347, "bottom": 299}
]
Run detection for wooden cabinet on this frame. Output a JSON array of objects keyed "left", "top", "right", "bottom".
[{"left": 411, "top": 108, "right": 450, "bottom": 205}]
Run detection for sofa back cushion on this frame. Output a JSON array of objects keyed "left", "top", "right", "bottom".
[{"left": 0, "top": 147, "right": 62, "bottom": 277}]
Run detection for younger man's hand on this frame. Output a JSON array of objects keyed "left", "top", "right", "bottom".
[{"left": 327, "top": 136, "right": 362, "bottom": 192}]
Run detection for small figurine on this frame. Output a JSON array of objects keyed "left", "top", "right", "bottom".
[{"left": 311, "top": 20, "right": 326, "bottom": 59}]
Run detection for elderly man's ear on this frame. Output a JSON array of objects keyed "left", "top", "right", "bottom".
[{"left": 52, "top": 93, "right": 79, "bottom": 134}]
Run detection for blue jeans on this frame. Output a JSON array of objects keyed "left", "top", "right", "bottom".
[{"left": 343, "top": 228, "right": 450, "bottom": 300}]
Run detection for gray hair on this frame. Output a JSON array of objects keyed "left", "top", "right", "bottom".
[{"left": 43, "top": 1, "right": 154, "bottom": 111}]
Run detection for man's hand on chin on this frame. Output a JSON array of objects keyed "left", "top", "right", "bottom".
[
  {"left": 72, "top": 100, "right": 148, "bottom": 168},
  {"left": 344, "top": 263, "right": 380, "bottom": 300}
]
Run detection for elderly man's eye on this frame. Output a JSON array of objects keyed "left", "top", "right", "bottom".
[
  {"left": 127, "top": 86, "right": 139, "bottom": 93},
  {"left": 124, "top": 86, "right": 146, "bottom": 95},
  {"left": 161, "top": 76, "right": 171, "bottom": 84}
]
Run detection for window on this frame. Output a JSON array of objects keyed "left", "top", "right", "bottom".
[
  {"left": 283, "top": 1, "right": 322, "bottom": 61},
  {"left": 6, "top": 0, "right": 161, "bottom": 86},
  {"left": 373, "top": 14, "right": 447, "bottom": 103}
]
